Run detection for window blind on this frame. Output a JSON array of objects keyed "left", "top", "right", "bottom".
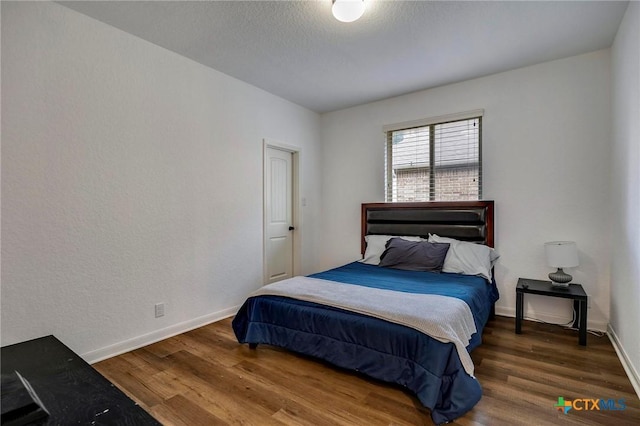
[{"left": 385, "top": 115, "right": 482, "bottom": 202}]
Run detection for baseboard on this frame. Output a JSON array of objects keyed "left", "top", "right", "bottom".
[
  {"left": 607, "top": 324, "right": 640, "bottom": 399},
  {"left": 495, "top": 306, "right": 608, "bottom": 332},
  {"left": 498, "top": 307, "right": 639, "bottom": 398},
  {"left": 495, "top": 306, "right": 515, "bottom": 318},
  {"left": 82, "top": 305, "right": 241, "bottom": 364}
]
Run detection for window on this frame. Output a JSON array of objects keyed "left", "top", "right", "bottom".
[{"left": 384, "top": 110, "right": 482, "bottom": 202}]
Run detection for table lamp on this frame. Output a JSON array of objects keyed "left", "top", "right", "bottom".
[{"left": 545, "top": 241, "right": 579, "bottom": 288}]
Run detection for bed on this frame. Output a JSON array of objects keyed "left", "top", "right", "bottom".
[{"left": 232, "top": 201, "right": 498, "bottom": 424}]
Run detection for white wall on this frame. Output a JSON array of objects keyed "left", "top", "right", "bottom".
[
  {"left": 610, "top": 2, "right": 640, "bottom": 394},
  {"left": 320, "top": 50, "right": 612, "bottom": 330},
  {"left": 2, "top": 1, "right": 628, "bottom": 367},
  {"left": 1, "top": 2, "right": 322, "bottom": 361}
]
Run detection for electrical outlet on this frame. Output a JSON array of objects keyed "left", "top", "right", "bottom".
[{"left": 155, "top": 303, "right": 165, "bottom": 318}]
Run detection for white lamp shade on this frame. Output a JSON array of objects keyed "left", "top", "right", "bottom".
[
  {"left": 545, "top": 241, "right": 579, "bottom": 268},
  {"left": 332, "top": 0, "right": 365, "bottom": 23}
]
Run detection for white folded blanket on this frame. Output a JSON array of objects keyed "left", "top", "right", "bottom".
[{"left": 250, "top": 276, "right": 477, "bottom": 376}]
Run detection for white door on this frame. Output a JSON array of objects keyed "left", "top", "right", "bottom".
[{"left": 264, "top": 147, "right": 294, "bottom": 284}]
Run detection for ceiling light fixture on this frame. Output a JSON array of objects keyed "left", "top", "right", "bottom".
[{"left": 332, "top": 0, "right": 365, "bottom": 23}]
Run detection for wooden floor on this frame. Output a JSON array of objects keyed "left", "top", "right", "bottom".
[{"left": 94, "top": 316, "right": 640, "bottom": 425}]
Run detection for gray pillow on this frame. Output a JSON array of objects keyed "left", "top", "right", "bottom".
[{"left": 379, "top": 238, "right": 450, "bottom": 272}]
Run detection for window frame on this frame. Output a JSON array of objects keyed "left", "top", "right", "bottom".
[{"left": 384, "top": 109, "right": 483, "bottom": 202}]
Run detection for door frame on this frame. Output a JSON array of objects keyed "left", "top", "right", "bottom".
[{"left": 263, "top": 139, "right": 301, "bottom": 284}]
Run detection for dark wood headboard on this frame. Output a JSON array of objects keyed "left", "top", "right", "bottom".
[{"left": 361, "top": 201, "right": 495, "bottom": 255}]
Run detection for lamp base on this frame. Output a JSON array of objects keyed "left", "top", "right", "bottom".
[{"left": 549, "top": 268, "right": 572, "bottom": 288}]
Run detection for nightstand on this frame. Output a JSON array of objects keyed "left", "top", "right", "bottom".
[{"left": 515, "top": 278, "right": 588, "bottom": 346}]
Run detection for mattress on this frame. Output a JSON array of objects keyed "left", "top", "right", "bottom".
[{"left": 232, "top": 261, "right": 499, "bottom": 424}]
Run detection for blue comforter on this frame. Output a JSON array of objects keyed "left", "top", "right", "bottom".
[{"left": 232, "top": 262, "right": 499, "bottom": 424}]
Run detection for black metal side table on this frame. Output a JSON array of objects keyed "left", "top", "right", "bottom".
[{"left": 515, "top": 278, "right": 588, "bottom": 346}]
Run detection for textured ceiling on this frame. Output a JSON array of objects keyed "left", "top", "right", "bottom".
[{"left": 58, "top": 1, "right": 628, "bottom": 113}]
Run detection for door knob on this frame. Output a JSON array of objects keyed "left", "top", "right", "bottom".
[{"left": 288, "top": 226, "right": 295, "bottom": 231}]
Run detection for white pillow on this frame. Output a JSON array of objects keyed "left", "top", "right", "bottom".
[
  {"left": 360, "top": 234, "right": 424, "bottom": 265},
  {"left": 427, "top": 234, "right": 499, "bottom": 281}
]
